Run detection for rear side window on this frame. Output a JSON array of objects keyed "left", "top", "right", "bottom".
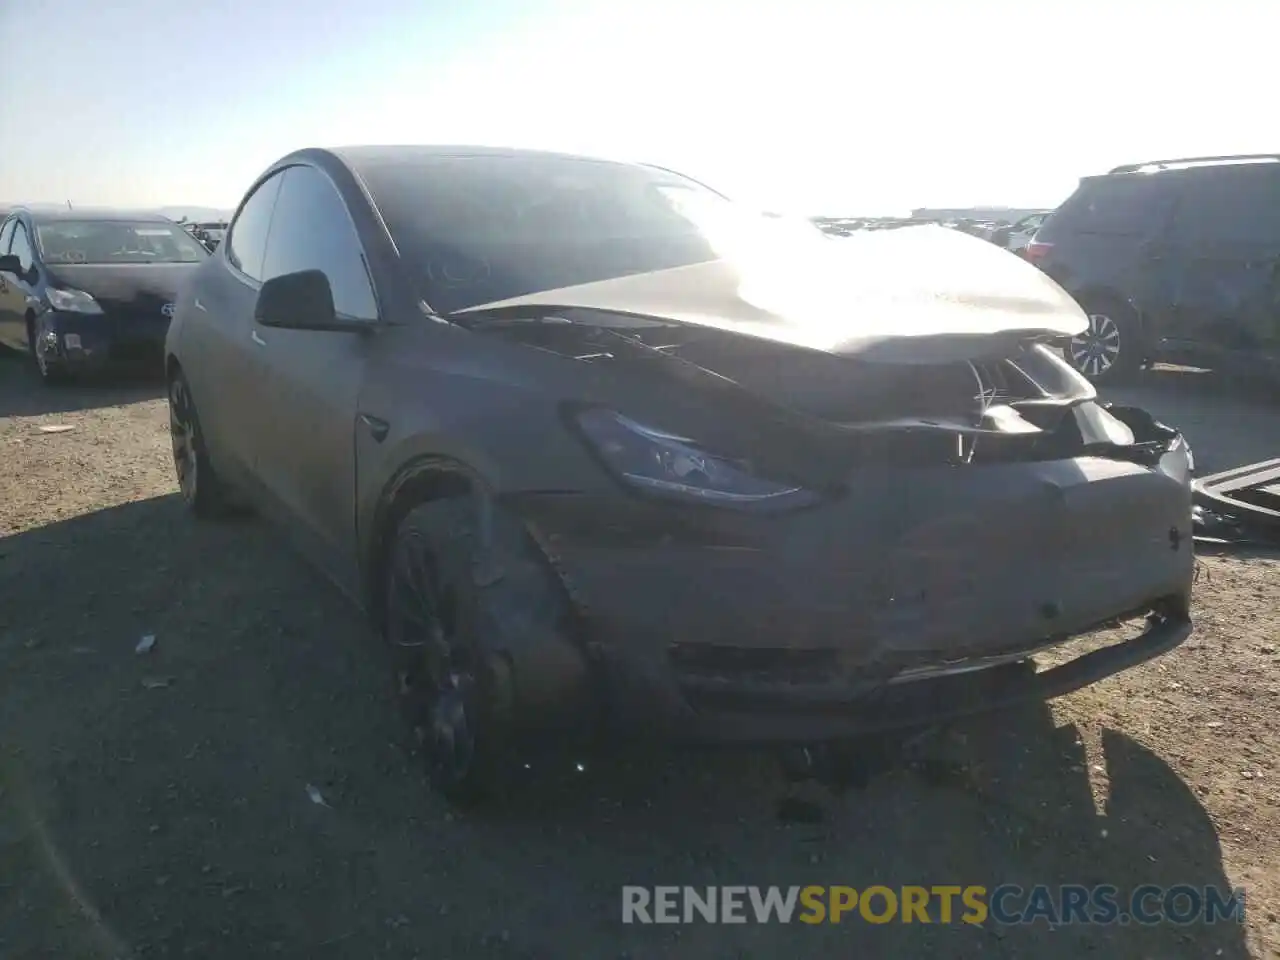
[
  {"left": 260, "top": 165, "right": 378, "bottom": 321},
  {"left": 227, "top": 172, "right": 284, "bottom": 280},
  {"left": 1169, "top": 166, "right": 1280, "bottom": 246},
  {"left": 1042, "top": 176, "right": 1173, "bottom": 237}
]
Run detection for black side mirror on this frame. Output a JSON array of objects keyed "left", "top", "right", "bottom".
[
  {"left": 0, "top": 254, "right": 20, "bottom": 275},
  {"left": 254, "top": 269, "right": 372, "bottom": 332}
]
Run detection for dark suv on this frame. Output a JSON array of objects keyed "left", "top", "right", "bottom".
[{"left": 1025, "top": 154, "right": 1280, "bottom": 383}]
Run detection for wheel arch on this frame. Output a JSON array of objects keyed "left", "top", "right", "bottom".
[
  {"left": 367, "top": 455, "right": 597, "bottom": 741},
  {"left": 1069, "top": 285, "right": 1149, "bottom": 336},
  {"left": 362, "top": 455, "right": 486, "bottom": 631}
]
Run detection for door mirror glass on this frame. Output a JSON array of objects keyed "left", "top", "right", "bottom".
[{"left": 0, "top": 253, "right": 19, "bottom": 275}]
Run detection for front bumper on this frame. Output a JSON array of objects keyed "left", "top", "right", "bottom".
[
  {"left": 35, "top": 310, "right": 169, "bottom": 374},
  {"left": 509, "top": 441, "right": 1196, "bottom": 744}
]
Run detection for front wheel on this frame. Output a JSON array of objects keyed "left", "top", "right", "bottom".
[
  {"left": 1065, "top": 300, "right": 1144, "bottom": 384},
  {"left": 28, "top": 317, "right": 69, "bottom": 386},
  {"left": 384, "top": 497, "right": 585, "bottom": 807}
]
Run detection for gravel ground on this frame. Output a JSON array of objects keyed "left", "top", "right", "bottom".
[{"left": 1, "top": 355, "right": 1277, "bottom": 959}]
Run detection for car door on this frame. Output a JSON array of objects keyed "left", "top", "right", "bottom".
[
  {"left": 182, "top": 171, "right": 285, "bottom": 488},
  {"left": 2, "top": 221, "right": 41, "bottom": 351},
  {"left": 248, "top": 163, "right": 381, "bottom": 593},
  {"left": 1158, "top": 165, "right": 1280, "bottom": 367},
  {"left": 0, "top": 217, "right": 21, "bottom": 348}
]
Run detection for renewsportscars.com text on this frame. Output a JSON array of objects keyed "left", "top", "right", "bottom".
[{"left": 621, "top": 885, "right": 1246, "bottom": 926}]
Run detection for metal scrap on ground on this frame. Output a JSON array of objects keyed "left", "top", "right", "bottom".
[{"left": 1192, "top": 459, "right": 1280, "bottom": 547}]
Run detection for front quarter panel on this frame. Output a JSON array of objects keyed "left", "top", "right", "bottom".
[
  {"left": 354, "top": 320, "right": 620, "bottom": 570},
  {"left": 164, "top": 261, "right": 199, "bottom": 368}
]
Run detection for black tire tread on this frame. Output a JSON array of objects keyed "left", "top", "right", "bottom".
[{"left": 171, "top": 372, "right": 239, "bottom": 520}]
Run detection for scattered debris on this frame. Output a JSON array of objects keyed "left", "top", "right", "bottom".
[
  {"left": 305, "top": 784, "right": 330, "bottom": 807},
  {"left": 1192, "top": 459, "right": 1280, "bottom": 547},
  {"left": 36, "top": 425, "right": 76, "bottom": 435},
  {"left": 135, "top": 634, "right": 157, "bottom": 655},
  {"left": 1193, "top": 505, "right": 1249, "bottom": 545},
  {"left": 141, "top": 676, "right": 174, "bottom": 690}
]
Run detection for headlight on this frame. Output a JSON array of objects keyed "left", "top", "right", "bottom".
[
  {"left": 574, "top": 407, "right": 820, "bottom": 512},
  {"left": 46, "top": 287, "right": 103, "bottom": 314}
]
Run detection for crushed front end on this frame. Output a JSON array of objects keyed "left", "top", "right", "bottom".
[{"left": 474, "top": 314, "right": 1195, "bottom": 743}]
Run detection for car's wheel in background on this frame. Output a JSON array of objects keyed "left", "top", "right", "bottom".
[
  {"left": 1066, "top": 299, "right": 1144, "bottom": 384},
  {"left": 169, "top": 370, "right": 237, "bottom": 519},
  {"left": 384, "top": 497, "right": 583, "bottom": 808},
  {"left": 28, "top": 316, "right": 68, "bottom": 386}
]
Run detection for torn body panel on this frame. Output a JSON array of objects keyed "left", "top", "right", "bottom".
[
  {"left": 458, "top": 310, "right": 1173, "bottom": 476},
  {"left": 506, "top": 441, "right": 1194, "bottom": 741}
]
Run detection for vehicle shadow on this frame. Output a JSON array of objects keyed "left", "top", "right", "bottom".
[
  {"left": 0, "top": 352, "right": 164, "bottom": 417},
  {"left": 0, "top": 496, "right": 1250, "bottom": 959}
]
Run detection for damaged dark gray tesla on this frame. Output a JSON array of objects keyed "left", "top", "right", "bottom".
[{"left": 165, "top": 145, "right": 1195, "bottom": 804}]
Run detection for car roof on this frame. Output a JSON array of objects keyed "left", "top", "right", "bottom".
[
  {"left": 19, "top": 208, "right": 176, "bottom": 224},
  {"left": 270, "top": 145, "right": 651, "bottom": 188},
  {"left": 327, "top": 144, "right": 632, "bottom": 169},
  {"left": 307, "top": 145, "right": 726, "bottom": 199},
  {"left": 1104, "top": 154, "right": 1280, "bottom": 177}
]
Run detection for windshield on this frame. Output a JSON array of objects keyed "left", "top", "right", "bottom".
[
  {"left": 356, "top": 155, "right": 829, "bottom": 314},
  {"left": 35, "top": 220, "right": 209, "bottom": 264}
]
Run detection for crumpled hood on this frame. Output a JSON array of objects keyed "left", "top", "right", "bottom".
[
  {"left": 453, "top": 224, "right": 1089, "bottom": 364},
  {"left": 45, "top": 262, "right": 199, "bottom": 306}
]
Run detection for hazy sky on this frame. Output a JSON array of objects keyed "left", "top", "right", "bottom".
[{"left": 1, "top": 0, "right": 1274, "bottom": 215}]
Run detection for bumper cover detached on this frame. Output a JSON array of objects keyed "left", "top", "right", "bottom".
[
  {"left": 36, "top": 311, "right": 169, "bottom": 374},
  {"left": 509, "top": 443, "right": 1196, "bottom": 744}
]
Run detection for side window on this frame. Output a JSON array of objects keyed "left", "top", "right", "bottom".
[
  {"left": 1171, "top": 168, "right": 1280, "bottom": 247},
  {"left": 227, "top": 172, "right": 284, "bottom": 280},
  {"left": 261, "top": 165, "right": 378, "bottom": 320},
  {"left": 0, "top": 218, "right": 15, "bottom": 254},
  {"left": 1046, "top": 177, "right": 1174, "bottom": 237},
  {"left": 9, "top": 223, "right": 34, "bottom": 270}
]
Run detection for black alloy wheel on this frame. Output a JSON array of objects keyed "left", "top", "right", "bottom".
[
  {"left": 384, "top": 496, "right": 589, "bottom": 807},
  {"left": 386, "top": 500, "right": 506, "bottom": 806}
]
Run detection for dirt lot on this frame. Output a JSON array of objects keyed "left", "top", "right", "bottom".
[{"left": 1, "top": 356, "right": 1277, "bottom": 959}]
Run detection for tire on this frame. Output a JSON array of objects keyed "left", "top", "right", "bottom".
[
  {"left": 1065, "top": 299, "right": 1145, "bottom": 384},
  {"left": 28, "top": 316, "right": 69, "bottom": 386},
  {"left": 168, "top": 370, "right": 238, "bottom": 518},
  {"left": 384, "top": 497, "right": 582, "bottom": 807}
]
